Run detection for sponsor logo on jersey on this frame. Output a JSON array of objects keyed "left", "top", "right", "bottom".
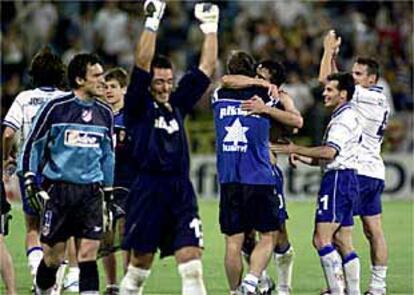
[
  {"left": 64, "top": 130, "right": 102, "bottom": 148},
  {"left": 219, "top": 105, "right": 249, "bottom": 119},
  {"left": 154, "top": 116, "right": 179, "bottom": 134},
  {"left": 29, "top": 97, "right": 47, "bottom": 105},
  {"left": 81, "top": 109, "right": 93, "bottom": 122},
  {"left": 222, "top": 118, "right": 249, "bottom": 152}
]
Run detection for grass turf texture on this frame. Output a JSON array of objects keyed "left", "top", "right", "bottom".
[{"left": 2, "top": 199, "right": 413, "bottom": 294}]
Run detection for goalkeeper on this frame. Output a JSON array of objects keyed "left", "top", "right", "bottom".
[
  {"left": 119, "top": 1, "right": 218, "bottom": 294},
  {"left": 17, "top": 53, "right": 115, "bottom": 295}
]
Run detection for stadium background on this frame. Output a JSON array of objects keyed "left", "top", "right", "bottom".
[{"left": 1, "top": 0, "right": 413, "bottom": 294}]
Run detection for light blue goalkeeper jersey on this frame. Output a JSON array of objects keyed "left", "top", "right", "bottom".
[{"left": 18, "top": 93, "right": 114, "bottom": 187}]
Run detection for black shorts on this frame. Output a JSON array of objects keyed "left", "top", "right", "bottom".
[
  {"left": 1, "top": 181, "right": 11, "bottom": 236},
  {"left": 219, "top": 183, "right": 281, "bottom": 235},
  {"left": 40, "top": 180, "right": 103, "bottom": 246},
  {"left": 112, "top": 187, "right": 129, "bottom": 219},
  {"left": 122, "top": 174, "right": 203, "bottom": 258}
]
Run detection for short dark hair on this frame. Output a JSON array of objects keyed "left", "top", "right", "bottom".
[
  {"left": 104, "top": 67, "right": 129, "bottom": 88},
  {"left": 29, "top": 47, "right": 66, "bottom": 88},
  {"left": 68, "top": 53, "right": 102, "bottom": 89},
  {"left": 355, "top": 56, "right": 380, "bottom": 80},
  {"left": 256, "top": 60, "right": 286, "bottom": 86},
  {"left": 226, "top": 50, "right": 256, "bottom": 77},
  {"left": 327, "top": 72, "right": 355, "bottom": 101},
  {"left": 150, "top": 55, "right": 173, "bottom": 75}
]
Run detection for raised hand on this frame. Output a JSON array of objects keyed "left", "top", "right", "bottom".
[
  {"left": 323, "top": 30, "right": 341, "bottom": 55},
  {"left": 195, "top": 3, "right": 220, "bottom": 34},
  {"left": 144, "top": 0, "right": 166, "bottom": 31}
]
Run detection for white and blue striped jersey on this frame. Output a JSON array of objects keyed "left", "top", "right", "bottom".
[
  {"left": 3, "top": 87, "right": 69, "bottom": 152},
  {"left": 321, "top": 103, "right": 362, "bottom": 172},
  {"left": 351, "top": 85, "right": 390, "bottom": 180}
]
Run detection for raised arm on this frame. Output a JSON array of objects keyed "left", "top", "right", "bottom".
[
  {"left": 318, "top": 30, "right": 341, "bottom": 84},
  {"left": 135, "top": 0, "right": 166, "bottom": 71},
  {"left": 195, "top": 3, "right": 219, "bottom": 77}
]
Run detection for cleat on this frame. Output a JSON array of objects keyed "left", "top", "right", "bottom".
[
  {"left": 105, "top": 285, "right": 120, "bottom": 295},
  {"left": 258, "top": 275, "right": 275, "bottom": 294}
]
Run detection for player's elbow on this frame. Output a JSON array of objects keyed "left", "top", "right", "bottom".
[
  {"left": 221, "top": 75, "right": 231, "bottom": 87},
  {"left": 294, "top": 116, "right": 304, "bottom": 129},
  {"left": 199, "top": 62, "right": 216, "bottom": 78},
  {"left": 3, "top": 127, "right": 16, "bottom": 141}
]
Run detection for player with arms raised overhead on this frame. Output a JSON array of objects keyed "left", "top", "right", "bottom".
[
  {"left": 273, "top": 72, "right": 362, "bottom": 295},
  {"left": 2, "top": 47, "right": 68, "bottom": 291},
  {"left": 18, "top": 53, "right": 114, "bottom": 295},
  {"left": 119, "top": 1, "right": 218, "bottom": 294},
  {"left": 319, "top": 30, "right": 390, "bottom": 295}
]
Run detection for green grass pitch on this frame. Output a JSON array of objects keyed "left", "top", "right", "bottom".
[{"left": 2, "top": 199, "right": 413, "bottom": 294}]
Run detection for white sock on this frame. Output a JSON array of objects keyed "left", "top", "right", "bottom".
[
  {"left": 369, "top": 265, "right": 387, "bottom": 292},
  {"left": 178, "top": 259, "right": 207, "bottom": 295},
  {"left": 318, "top": 245, "right": 345, "bottom": 294},
  {"left": 274, "top": 246, "right": 294, "bottom": 292},
  {"left": 35, "top": 286, "right": 52, "bottom": 295},
  {"left": 67, "top": 266, "right": 80, "bottom": 277},
  {"left": 120, "top": 265, "right": 151, "bottom": 295},
  {"left": 80, "top": 292, "right": 99, "bottom": 295},
  {"left": 242, "top": 273, "right": 259, "bottom": 293},
  {"left": 343, "top": 252, "right": 361, "bottom": 295},
  {"left": 27, "top": 246, "right": 44, "bottom": 276}
]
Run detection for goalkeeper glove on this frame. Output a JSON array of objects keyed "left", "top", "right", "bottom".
[
  {"left": 194, "top": 3, "right": 219, "bottom": 34},
  {"left": 144, "top": 0, "right": 166, "bottom": 32},
  {"left": 23, "top": 172, "right": 49, "bottom": 214},
  {"left": 102, "top": 187, "right": 114, "bottom": 232}
]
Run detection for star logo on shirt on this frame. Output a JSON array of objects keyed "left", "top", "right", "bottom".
[{"left": 223, "top": 118, "right": 249, "bottom": 145}]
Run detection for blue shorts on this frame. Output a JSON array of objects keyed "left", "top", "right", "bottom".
[
  {"left": 122, "top": 174, "right": 203, "bottom": 258},
  {"left": 19, "top": 174, "right": 43, "bottom": 216},
  {"left": 316, "top": 170, "right": 358, "bottom": 226},
  {"left": 273, "top": 165, "right": 289, "bottom": 223},
  {"left": 354, "top": 175, "right": 384, "bottom": 216},
  {"left": 219, "top": 183, "right": 281, "bottom": 235}
]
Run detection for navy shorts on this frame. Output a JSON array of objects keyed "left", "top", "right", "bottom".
[
  {"left": 354, "top": 175, "right": 384, "bottom": 216},
  {"left": 316, "top": 170, "right": 358, "bottom": 227},
  {"left": 273, "top": 165, "right": 289, "bottom": 223},
  {"left": 19, "top": 174, "right": 43, "bottom": 216},
  {"left": 112, "top": 187, "right": 129, "bottom": 219},
  {"left": 219, "top": 183, "right": 281, "bottom": 236},
  {"left": 40, "top": 180, "right": 103, "bottom": 246},
  {"left": 122, "top": 174, "right": 203, "bottom": 258}
]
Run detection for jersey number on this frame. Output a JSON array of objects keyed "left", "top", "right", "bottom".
[
  {"left": 189, "top": 218, "right": 204, "bottom": 248},
  {"left": 376, "top": 111, "right": 389, "bottom": 138},
  {"left": 319, "top": 195, "right": 329, "bottom": 211}
]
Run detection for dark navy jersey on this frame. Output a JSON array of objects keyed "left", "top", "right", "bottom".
[
  {"left": 124, "top": 66, "right": 210, "bottom": 176},
  {"left": 18, "top": 94, "right": 115, "bottom": 187},
  {"left": 113, "top": 109, "right": 135, "bottom": 187},
  {"left": 212, "top": 86, "right": 276, "bottom": 185}
]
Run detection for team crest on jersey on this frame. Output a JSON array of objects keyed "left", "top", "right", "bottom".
[
  {"left": 154, "top": 116, "right": 179, "bottom": 134},
  {"left": 64, "top": 129, "right": 102, "bottom": 147},
  {"left": 81, "top": 109, "right": 93, "bottom": 122},
  {"left": 223, "top": 118, "right": 249, "bottom": 152}
]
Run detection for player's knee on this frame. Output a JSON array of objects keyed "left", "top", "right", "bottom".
[
  {"left": 77, "top": 241, "right": 99, "bottom": 262},
  {"left": 178, "top": 259, "right": 203, "bottom": 281},
  {"left": 175, "top": 246, "right": 202, "bottom": 264},
  {"left": 313, "top": 233, "right": 330, "bottom": 250}
]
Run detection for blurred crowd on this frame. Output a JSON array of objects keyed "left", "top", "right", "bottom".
[{"left": 1, "top": 0, "right": 413, "bottom": 153}]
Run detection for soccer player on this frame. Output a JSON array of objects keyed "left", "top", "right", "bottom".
[
  {"left": 273, "top": 72, "right": 362, "bottom": 295},
  {"left": 213, "top": 51, "right": 303, "bottom": 295},
  {"left": 2, "top": 47, "right": 68, "bottom": 290},
  {"left": 119, "top": 1, "right": 218, "bottom": 294},
  {"left": 18, "top": 53, "right": 115, "bottom": 295},
  {"left": 221, "top": 60, "right": 301, "bottom": 295},
  {"left": 0, "top": 180, "right": 17, "bottom": 295},
  {"left": 319, "top": 31, "right": 390, "bottom": 295},
  {"left": 102, "top": 67, "right": 133, "bottom": 295}
]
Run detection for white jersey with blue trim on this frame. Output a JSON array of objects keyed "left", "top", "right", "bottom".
[
  {"left": 321, "top": 103, "right": 362, "bottom": 172},
  {"left": 351, "top": 85, "right": 390, "bottom": 180},
  {"left": 3, "top": 87, "right": 69, "bottom": 151}
]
